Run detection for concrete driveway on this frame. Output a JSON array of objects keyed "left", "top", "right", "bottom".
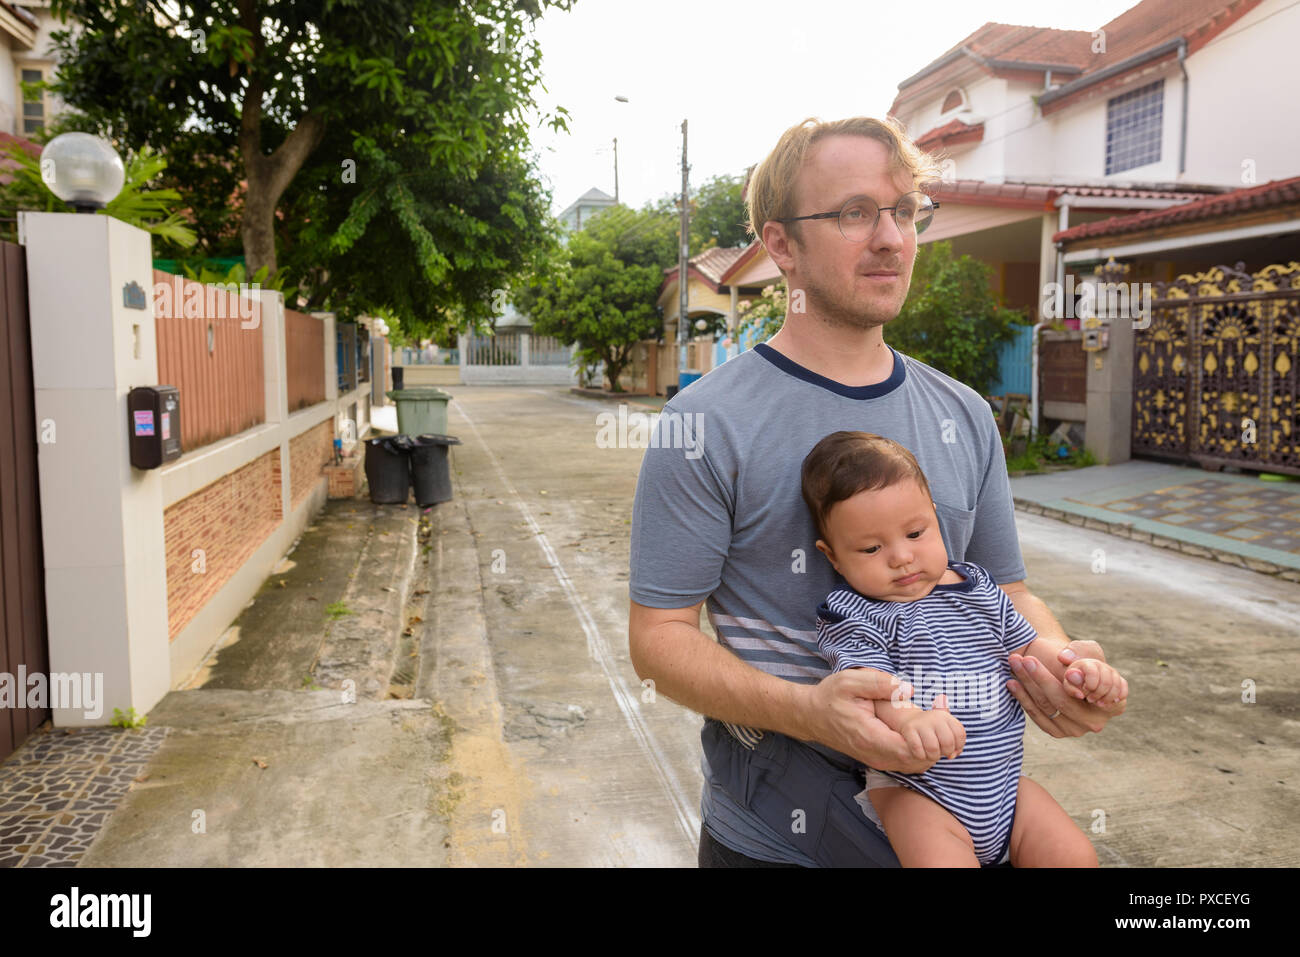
[{"left": 434, "top": 385, "right": 1299, "bottom": 867}]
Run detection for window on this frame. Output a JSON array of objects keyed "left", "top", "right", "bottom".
[
  {"left": 941, "top": 89, "right": 965, "bottom": 113},
  {"left": 21, "top": 68, "right": 44, "bottom": 135},
  {"left": 1105, "top": 79, "right": 1163, "bottom": 175}
]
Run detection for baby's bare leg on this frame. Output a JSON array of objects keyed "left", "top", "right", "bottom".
[
  {"left": 868, "top": 786, "right": 979, "bottom": 867},
  {"left": 1008, "top": 776, "right": 1099, "bottom": 868}
]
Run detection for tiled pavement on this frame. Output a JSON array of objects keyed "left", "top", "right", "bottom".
[
  {"left": 1098, "top": 479, "right": 1300, "bottom": 553},
  {"left": 0, "top": 726, "right": 169, "bottom": 867},
  {"left": 1010, "top": 460, "right": 1300, "bottom": 579}
]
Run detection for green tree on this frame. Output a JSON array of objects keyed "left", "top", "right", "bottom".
[
  {"left": 884, "top": 241, "right": 1028, "bottom": 394},
  {"left": 515, "top": 230, "right": 661, "bottom": 392},
  {"left": 581, "top": 203, "right": 678, "bottom": 270},
  {"left": 47, "top": 0, "right": 572, "bottom": 337},
  {"left": 0, "top": 141, "right": 197, "bottom": 248},
  {"left": 689, "top": 172, "right": 748, "bottom": 251}
]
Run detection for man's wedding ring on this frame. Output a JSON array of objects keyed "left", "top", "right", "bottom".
[{"left": 1048, "top": 708, "right": 1062, "bottom": 719}]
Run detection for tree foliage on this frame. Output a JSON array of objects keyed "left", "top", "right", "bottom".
[
  {"left": 508, "top": 170, "right": 749, "bottom": 386},
  {"left": 884, "top": 240, "right": 1028, "bottom": 394},
  {"left": 46, "top": 0, "right": 572, "bottom": 340},
  {"left": 514, "top": 229, "right": 662, "bottom": 392},
  {"left": 0, "top": 140, "right": 197, "bottom": 247},
  {"left": 688, "top": 172, "right": 749, "bottom": 251}
]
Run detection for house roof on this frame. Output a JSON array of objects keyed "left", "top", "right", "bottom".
[
  {"left": 892, "top": 0, "right": 1264, "bottom": 117},
  {"left": 573, "top": 187, "right": 614, "bottom": 204},
  {"left": 556, "top": 186, "right": 616, "bottom": 224},
  {"left": 690, "top": 246, "right": 747, "bottom": 285},
  {"left": 892, "top": 21, "right": 1093, "bottom": 114},
  {"left": 659, "top": 245, "right": 748, "bottom": 297},
  {"left": 934, "top": 178, "right": 1222, "bottom": 210},
  {"left": 1081, "top": 0, "right": 1260, "bottom": 76},
  {"left": 1039, "top": 0, "right": 1266, "bottom": 114},
  {"left": 915, "top": 118, "right": 985, "bottom": 152},
  {"left": 1052, "top": 175, "right": 1300, "bottom": 244}
]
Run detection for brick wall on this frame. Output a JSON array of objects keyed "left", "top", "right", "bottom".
[
  {"left": 163, "top": 450, "right": 281, "bottom": 641},
  {"left": 289, "top": 421, "right": 334, "bottom": 508}
]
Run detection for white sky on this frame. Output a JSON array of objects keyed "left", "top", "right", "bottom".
[{"left": 526, "top": 0, "right": 1141, "bottom": 215}]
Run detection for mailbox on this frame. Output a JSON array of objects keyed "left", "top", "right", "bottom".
[
  {"left": 128, "top": 385, "right": 182, "bottom": 469},
  {"left": 1081, "top": 316, "right": 1109, "bottom": 353}
]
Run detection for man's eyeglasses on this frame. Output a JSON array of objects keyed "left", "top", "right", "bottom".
[{"left": 775, "top": 191, "right": 940, "bottom": 242}]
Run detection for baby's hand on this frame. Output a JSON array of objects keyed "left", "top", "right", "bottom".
[
  {"left": 1063, "top": 657, "right": 1128, "bottom": 707},
  {"left": 896, "top": 694, "right": 966, "bottom": 761}
]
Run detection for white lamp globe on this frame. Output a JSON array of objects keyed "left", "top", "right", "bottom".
[
  {"left": 40, "top": 132, "right": 125, "bottom": 212},
  {"left": 694, "top": 318, "right": 708, "bottom": 331}
]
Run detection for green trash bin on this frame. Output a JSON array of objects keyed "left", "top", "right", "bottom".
[{"left": 386, "top": 387, "right": 450, "bottom": 436}]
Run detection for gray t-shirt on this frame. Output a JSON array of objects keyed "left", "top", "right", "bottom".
[{"left": 629, "top": 341, "right": 1027, "bottom": 864}]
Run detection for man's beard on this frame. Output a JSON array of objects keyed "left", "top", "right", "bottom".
[{"left": 802, "top": 265, "right": 905, "bottom": 331}]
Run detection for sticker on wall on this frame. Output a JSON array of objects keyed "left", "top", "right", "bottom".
[
  {"left": 133, "top": 410, "right": 155, "bottom": 436},
  {"left": 123, "top": 281, "right": 148, "bottom": 310}
]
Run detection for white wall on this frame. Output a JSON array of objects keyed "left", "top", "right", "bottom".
[
  {"left": 0, "top": 31, "right": 17, "bottom": 134},
  {"left": 898, "top": 0, "right": 1300, "bottom": 189},
  {"left": 1180, "top": 0, "right": 1300, "bottom": 185},
  {"left": 901, "top": 74, "right": 1011, "bottom": 184}
]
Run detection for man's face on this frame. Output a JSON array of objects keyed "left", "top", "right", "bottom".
[
  {"left": 815, "top": 479, "right": 951, "bottom": 603},
  {"left": 780, "top": 135, "right": 919, "bottom": 330}
]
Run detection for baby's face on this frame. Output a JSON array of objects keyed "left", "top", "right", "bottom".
[{"left": 815, "top": 479, "right": 950, "bottom": 602}]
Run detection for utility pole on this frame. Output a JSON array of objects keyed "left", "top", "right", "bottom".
[
  {"left": 677, "top": 119, "right": 689, "bottom": 387},
  {"left": 613, "top": 137, "right": 619, "bottom": 204}
]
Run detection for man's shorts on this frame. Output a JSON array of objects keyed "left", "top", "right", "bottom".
[{"left": 856, "top": 768, "right": 1013, "bottom": 867}]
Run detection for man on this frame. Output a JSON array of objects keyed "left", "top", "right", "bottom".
[{"left": 627, "top": 116, "right": 1127, "bottom": 867}]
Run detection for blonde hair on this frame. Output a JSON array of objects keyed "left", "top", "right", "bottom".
[{"left": 745, "top": 115, "right": 944, "bottom": 264}]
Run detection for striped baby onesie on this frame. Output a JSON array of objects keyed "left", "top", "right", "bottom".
[{"left": 815, "top": 560, "right": 1038, "bottom": 865}]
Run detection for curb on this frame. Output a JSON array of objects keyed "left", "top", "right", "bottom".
[
  {"left": 567, "top": 387, "right": 664, "bottom": 412},
  {"left": 1014, "top": 498, "right": 1300, "bottom": 584},
  {"left": 311, "top": 503, "right": 422, "bottom": 698}
]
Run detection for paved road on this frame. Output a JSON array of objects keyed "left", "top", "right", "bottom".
[{"left": 438, "top": 385, "right": 1300, "bottom": 867}]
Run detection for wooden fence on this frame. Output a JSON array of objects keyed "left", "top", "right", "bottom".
[
  {"left": 285, "top": 308, "right": 325, "bottom": 411},
  {"left": 154, "top": 270, "right": 265, "bottom": 451}
]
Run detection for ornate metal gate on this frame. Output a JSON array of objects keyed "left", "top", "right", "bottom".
[{"left": 1133, "top": 261, "right": 1300, "bottom": 474}]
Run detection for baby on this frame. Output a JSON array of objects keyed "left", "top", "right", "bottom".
[{"left": 801, "top": 430, "right": 1125, "bottom": 867}]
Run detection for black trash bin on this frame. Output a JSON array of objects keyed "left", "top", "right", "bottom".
[
  {"left": 391, "top": 366, "right": 404, "bottom": 390},
  {"left": 409, "top": 433, "right": 462, "bottom": 506},
  {"left": 365, "top": 435, "right": 413, "bottom": 503}
]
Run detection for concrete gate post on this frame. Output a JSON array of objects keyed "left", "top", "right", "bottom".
[{"left": 22, "top": 212, "right": 170, "bottom": 726}]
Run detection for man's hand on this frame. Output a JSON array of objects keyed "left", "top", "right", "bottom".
[
  {"left": 1008, "top": 640, "right": 1127, "bottom": 737},
  {"left": 1064, "top": 655, "right": 1128, "bottom": 707},
  {"left": 795, "top": 669, "right": 937, "bottom": 773}
]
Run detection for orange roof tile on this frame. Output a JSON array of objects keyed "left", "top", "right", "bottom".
[{"left": 1053, "top": 175, "right": 1300, "bottom": 243}]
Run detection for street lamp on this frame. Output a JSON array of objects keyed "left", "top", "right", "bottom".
[
  {"left": 39, "top": 132, "right": 125, "bottom": 213},
  {"left": 613, "top": 95, "right": 628, "bottom": 203}
]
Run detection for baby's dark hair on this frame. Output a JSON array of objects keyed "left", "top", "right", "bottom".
[{"left": 800, "top": 431, "right": 932, "bottom": 543}]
